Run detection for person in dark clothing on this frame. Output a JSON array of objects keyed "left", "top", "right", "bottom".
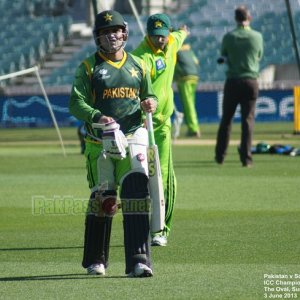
[{"left": 215, "top": 5, "right": 264, "bottom": 167}]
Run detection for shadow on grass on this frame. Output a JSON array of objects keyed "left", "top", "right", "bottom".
[
  {"left": 0, "top": 274, "right": 127, "bottom": 281},
  {"left": 174, "top": 160, "right": 215, "bottom": 167},
  {"left": 0, "top": 245, "right": 122, "bottom": 251},
  {"left": 174, "top": 160, "right": 238, "bottom": 168}
]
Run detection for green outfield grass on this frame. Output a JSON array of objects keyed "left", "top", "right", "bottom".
[
  {"left": 1, "top": 123, "right": 300, "bottom": 300},
  {"left": 0, "top": 121, "right": 299, "bottom": 143}
]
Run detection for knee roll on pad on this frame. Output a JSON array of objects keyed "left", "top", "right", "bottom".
[
  {"left": 121, "top": 172, "right": 150, "bottom": 215},
  {"left": 88, "top": 190, "right": 118, "bottom": 217},
  {"left": 121, "top": 172, "right": 149, "bottom": 199},
  {"left": 98, "top": 190, "right": 118, "bottom": 217}
]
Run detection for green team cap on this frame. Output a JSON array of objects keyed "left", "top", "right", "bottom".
[
  {"left": 147, "top": 13, "right": 171, "bottom": 37},
  {"left": 94, "top": 10, "right": 126, "bottom": 31}
]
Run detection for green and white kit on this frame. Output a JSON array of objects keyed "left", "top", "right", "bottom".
[{"left": 132, "top": 29, "right": 187, "bottom": 236}]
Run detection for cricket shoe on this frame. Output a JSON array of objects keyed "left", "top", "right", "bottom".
[
  {"left": 151, "top": 234, "right": 167, "bottom": 247},
  {"left": 128, "top": 263, "right": 153, "bottom": 278},
  {"left": 186, "top": 130, "right": 201, "bottom": 138},
  {"left": 87, "top": 263, "right": 105, "bottom": 275}
]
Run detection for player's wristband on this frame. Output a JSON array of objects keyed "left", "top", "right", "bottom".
[{"left": 92, "top": 112, "right": 103, "bottom": 123}]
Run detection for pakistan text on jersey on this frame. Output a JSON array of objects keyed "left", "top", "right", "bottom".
[{"left": 103, "top": 87, "right": 139, "bottom": 99}]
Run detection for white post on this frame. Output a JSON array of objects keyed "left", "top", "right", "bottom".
[
  {"left": 0, "top": 67, "right": 37, "bottom": 81},
  {"left": 128, "top": 0, "right": 146, "bottom": 36},
  {"left": 0, "top": 66, "right": 67, "bottom": 157},
  {"left": 34, "top": 66, "right": 67, "bottom": 157}
]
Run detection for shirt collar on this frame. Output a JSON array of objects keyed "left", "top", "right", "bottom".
[{"left": 237, "top": 25, "right": 251, "bottom": 30}]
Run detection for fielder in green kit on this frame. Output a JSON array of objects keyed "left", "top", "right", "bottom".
[
  {"left": 132, "top": 14, "right": 189, "bottom": 246},
  {"left": 69, "top": 10, "right": 157, "bottom": 277},
  {"left": 174, "top": 43, "right": 200, "bottom": 137}
]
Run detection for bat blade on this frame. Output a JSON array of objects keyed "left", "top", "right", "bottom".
[{"left": 148, "top": 144, "right": 165, "bottom": 232}]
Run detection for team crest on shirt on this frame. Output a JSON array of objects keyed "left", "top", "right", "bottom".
[
  {"left": 99, "top": 68, "right": 110, "bottom": 79},
  {"left": 129, "top": 67, "right": 139, "bottom": 78},
  {"left": 155, "top": 58, "right": 165, "bottom": 71}
]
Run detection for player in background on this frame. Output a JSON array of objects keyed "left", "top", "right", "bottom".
[
  {"left": 69, "top": 10, "right": 157, "bottom": 277},
  {"left": 215, "top": 5, "right": 263, "bottom": 167},
  {"left": 132, "top": 14, "right": 189, "bottom": 246},
  {"left": 174, "top": 42, "right": 200, "bottom": 138}
]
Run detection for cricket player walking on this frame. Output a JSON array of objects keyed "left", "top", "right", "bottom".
[
  {"left": 69, "top": 10, "right": 157, "bottom": 277},
  {"left": 132, "top": 14, "right": 189, "bottom": 246}
]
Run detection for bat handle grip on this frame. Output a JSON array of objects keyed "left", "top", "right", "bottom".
[
  {"left": 146, "top": 113, "right": 155, "bottom": 146},
  {"left": 146, "top": 113, "right": 153, "bottom": 130}
]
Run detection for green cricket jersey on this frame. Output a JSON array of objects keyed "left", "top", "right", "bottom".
[
  {"left": 174, "top": 43, "right": 199, "bottom": 82},
  {"left": 69, "top": 50, "right": 157, "bottom": 137},
  {"left": 221, "top": 25, "right": 263, "bottom": 79},
  {"left": 132, "top": 30, "right": 187, "bottom": 125}
]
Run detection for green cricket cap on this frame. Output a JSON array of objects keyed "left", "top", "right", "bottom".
[
  {"left": 147, "top": 13, "right": 171, "bottom": 37},
  {"left": 94, "top": 10, "right": 126, "bottom": 31}
]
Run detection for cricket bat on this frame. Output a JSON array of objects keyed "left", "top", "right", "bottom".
[{"left": 146, "top": 113, "right": 165, "bottom": 232}]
